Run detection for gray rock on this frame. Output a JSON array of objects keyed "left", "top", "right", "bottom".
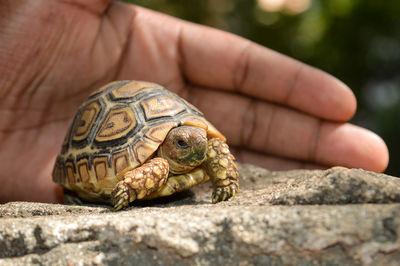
[{"left": 0, "top": 165, "right": 400, "bottom": 265}]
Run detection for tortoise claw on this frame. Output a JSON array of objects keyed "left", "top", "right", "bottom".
[
  {"left": 212, "top": 184, "right": 238, "bottom": 204},
  {"left": 205, "top": 138, "right": 239, "bottom": 204},
  {"left": 113, "top": 198, "right": 126, "bottom": 211},
  {"left": 113, "top": 189, "right": 124, "bottom": 198},
  {"left": 111, "top": 182, "right": 130, "bottom": 211},
  {"left": 111, "top": 158, "right": 169, "bottom": 211}
]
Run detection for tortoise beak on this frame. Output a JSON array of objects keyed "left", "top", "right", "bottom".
[
  {"left": 180, "top": 145, "right": 207, "bottom": 165},
  {"left": 190, "top": 148, "right": 207, "bottom": 162}
]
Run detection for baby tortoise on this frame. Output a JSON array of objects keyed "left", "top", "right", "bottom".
[{"left": 52, "top": 81, "right": 239, "bottom": 210}]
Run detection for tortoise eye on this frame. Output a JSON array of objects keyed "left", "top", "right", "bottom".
[{"left": 176, "top": 139, "right": 189, "bottom": 149}]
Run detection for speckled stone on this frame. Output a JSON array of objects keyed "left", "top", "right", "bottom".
[{"left": 0, "top": 165, "right": 399, "bottom": 265}]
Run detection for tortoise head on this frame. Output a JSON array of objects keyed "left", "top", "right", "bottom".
[{"left": 158, "top": 126, "right": 207, "bottom": 174}]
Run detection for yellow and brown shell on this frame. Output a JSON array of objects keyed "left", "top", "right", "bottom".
[{"left": 52, "top": 80, "right": 225, "bottom": 200}]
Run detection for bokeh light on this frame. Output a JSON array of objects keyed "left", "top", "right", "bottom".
[{"left": 257, "top": 0, "right": 311, "bottom": 14}]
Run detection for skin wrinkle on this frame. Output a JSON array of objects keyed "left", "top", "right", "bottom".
[
  {"left": 283, "top": 63, "right": 303, "bottom": 106},
  {"left": 177, "top": 20, "right": 221, "bottom": 92},
  {"left": 261, "top": 103, "right": 276, "bottom": 151},
  {"left": 60, "top": 0, "right": 111, "bottom": 17},
  {"left": 147, "top": 15, "right": 186, "bottom": 96},
  {"left": 175, "top": 23, "right": 186, "bottom": 83},
  {"left": 111, "top": 5, "right": 135, "bottom": 82},
  {"left": 5, "top": 6, "right": 74, "bottom": 132},
  {"left": 309, "top": 118, "right": 322, "bottom": 162},
  {"left": 0, "top": 2, "right": 118, "bottom": 134},
  {"left": 0, "top": 86, "right": 88, "bottom": 132},
  {"left": 173, "top": 23, "right": 204, "bottom": 99},
  {"left": 13, "top": 45, "right": 40, "bottom": 99},
  {"left": 89, "top": 7, "right": 104, "bottom": 57},
  {"left": 120, "top": 7, "right": 182, "bottom": 84},
  {"left": 8, "top": 34, "right": 44, "bottom": 101},
  {"left": 83, "top": 3, "right": 141, "bottom": 98},
  {"left": 168, "top": 22, "right": 187, "bottom": 98},
  {"left": 0, "top": 81, "right": 82, "bottom": 132},
  {"left": 240, "top": 98, "right": 257, "bottom": 147},
  {"left": 52, "top": 85, "right": 94, "bottom": 105},
  {"left": 36, "top": 88, "right": 66, "bottom": 131},
  {"left": 105, "top": 4, "right": 128, "bottom": 49},
  {"left": 184, "top": 85, "right": 201, "bottom": 112},
  {"left": 0, "top": 2, "right": 36, "bottom": 101},
  {"left": 176, "top": 21, "right": 192, "bottom": 89},
  {"left": 0, "top": 117, "right": 72, "bottom": 133},
  {"left": 25, "top": 30, "right": 66, "bottom": 99},
  {"left": 233, "top": 41, "right": 252, "bottom": 94},
  {"left": 0, "top": 83, "right": 87, "bottom": 110},
  {"left": 21, "top": 4, "right": 69, "bottom": 99}
]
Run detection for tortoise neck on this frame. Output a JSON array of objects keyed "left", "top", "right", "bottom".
[{"left": 157, "top": 145, "right": 196, "bottom": 174}]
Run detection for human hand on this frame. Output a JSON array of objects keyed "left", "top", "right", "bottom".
[{"left": 0, "top": 0, "right": 388, "bottom": 203}]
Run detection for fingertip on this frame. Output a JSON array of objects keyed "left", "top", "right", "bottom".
[
  {"left": 365, "top": 131, "right": 389, "bottom": 173},
  {"left": 317, "top": 123, "right": 389, "bottom": 173},
  {"left": 333, "top": 77, "right": 357, "bottom": 121}
]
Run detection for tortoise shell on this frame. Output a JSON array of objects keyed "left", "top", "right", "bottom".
[{"left": 52, "top": 80, "right": 225, "bottom": 200}]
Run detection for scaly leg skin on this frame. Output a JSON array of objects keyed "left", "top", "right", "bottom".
[
  {"left": 145, "top": 168, "right": 210, "bottom": 200},
  {"left": 204, "top": 138, "right": 239, "bottom": 203},
  {"left": 111, "top": 158, "right": 169, "bottom": 211}
]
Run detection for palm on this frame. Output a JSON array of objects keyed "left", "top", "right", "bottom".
[{"left": 0, "top": 0, "right": 388, "bottom": 203}]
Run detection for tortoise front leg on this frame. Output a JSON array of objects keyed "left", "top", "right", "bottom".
[
  {"left": 204, "top": 138, "right": 239, "bottom": 203},
  {"left": 111, "top": 158, "right": 169, "bottom": 210},
  {"left": 144, "top": 168, "right": 210, "bottom": 200}
]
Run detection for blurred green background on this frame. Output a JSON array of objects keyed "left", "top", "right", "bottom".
[{"left": 127, "top": 0, "right": 400, "bottom": 176}]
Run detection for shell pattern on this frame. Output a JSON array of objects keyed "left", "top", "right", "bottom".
[{"left": 52, "top": 81, "right": 224, "bottom": 199}]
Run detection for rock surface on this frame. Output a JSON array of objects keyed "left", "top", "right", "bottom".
[{"left": 0, "top": 165, "right": 400, "bottom": 265}]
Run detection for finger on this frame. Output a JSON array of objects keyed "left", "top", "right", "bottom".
[
  {"left": 230, "top": 147, "right": 325, "bottom": 171},
  {"left": 189, "top": 87, "right": 388, "bottom": 172},
  {"left": 119, "top": 6, "right": 354, "bottom": 121},
  {"left": 315, "top": 123, "right": 389, "bottom": 172},
  {"left": 178, "top": 22, "right": 356, "bottom": 121}
]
